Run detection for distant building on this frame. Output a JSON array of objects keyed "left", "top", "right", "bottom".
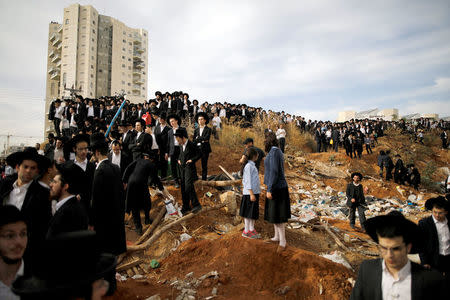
[
  {"left": 337, "top": 108, "right": 399, "bottom": 122},
  {"left": 45, "top": 3, "right": 148, "bottom": 135}
]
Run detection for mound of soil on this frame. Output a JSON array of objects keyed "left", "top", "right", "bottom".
[{"left": 114, "top": 233, "right": 355, "bottom": 300}]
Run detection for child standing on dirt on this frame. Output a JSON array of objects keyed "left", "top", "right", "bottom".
[{"left": 240, "top": 147, "right": 261, "bottom": 239}]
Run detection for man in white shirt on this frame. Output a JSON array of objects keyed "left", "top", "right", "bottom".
[
  {"left": 350, "top": 212, "right": 446, "bottom": 300},
  {"left": 419, "top": 196, "right": 450, "bottom": 277},
  {"left": 0, "top": 205, "right": 27, "bottom": 300},
  {"left": 53, "top": 99, "right": 63, "bottom": 137}
]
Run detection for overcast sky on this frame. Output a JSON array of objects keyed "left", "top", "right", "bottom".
[{"left": 0, "top": 0, "right": 449, "bottom": 141}]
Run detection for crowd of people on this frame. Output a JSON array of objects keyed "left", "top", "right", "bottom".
[{"left": 0, "top": 90, "right": 449, "bottom": 298}]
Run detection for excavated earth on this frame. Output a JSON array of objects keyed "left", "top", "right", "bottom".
[{"left": 108, "top": 131, "right": 449, "bottom": 300}]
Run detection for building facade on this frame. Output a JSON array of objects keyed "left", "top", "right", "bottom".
[{"left": 45, "top": 3, "right": 148, "bottom": 135}]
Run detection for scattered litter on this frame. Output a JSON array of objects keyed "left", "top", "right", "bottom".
[
  {"left": 132, "top": 274, "right": 144, "bottom": 279},
  {"left": 150, "top": 259, "right": 160, "bottom": 269},
  {"left": 320, "top": 251, "right": 352, "bottom": 270},
  {"left": 180, "top": 233, "right": 192, "bottom": 242}
]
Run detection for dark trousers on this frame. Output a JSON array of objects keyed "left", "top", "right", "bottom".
[
  {"left": 316, "top": 141, "right": 321, "bottom": 152},
  {"left": 334, "top": 141, "right": 338, "bottom": 152},
  {"left": 278, "top": 138, "right": 286, "bottom": 153},
  {"left": 365, "top": 144, "right": 372, "bottom": 154},
  {"left": 386, "top": 167, "right": 393, "bottom": 181},
  {"left": 159, "top": 151, "right": 168, "bottom": 178},
  {"left": 437, "top": 255, "right": 450, "bottom": 279},
  {"left": 53, "top": 118, "right": 61, "bottom": 136},
  {"left": 349, "top": 205, "right": 367, "bottom": 229},
  {"left": 180, "top": 173, "right": 200, "bottom": 210},
  {"left": 170, "top": 146, "right": 181, "bottom": 183},
  {"left": 132, "top": 204, "right": 150, "bottom": 230},
  {"left": 200, "top": 151, "right": 210, "bottom": 180}
]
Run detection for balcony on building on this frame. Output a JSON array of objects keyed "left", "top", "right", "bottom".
[
  {"left": 49, "top": 33, "right": 56, "bottom": 42},
  {"left": 51, "top": 54, "right": 60, "bottom": 63},
  {"left": 133, "top": 77, "right": 144, "bottom": 85},
  {"left": 134, "top": 63, "right": 144, "bottom": 69},
  {"left": 49, "top": 50, "right": 55, "bottom": 58},
  {"left": 133, "top": 52, "right": 141, "bottom": 60},
  {"left": 133, "top": 70, "right": 141, "bottom": 75},
  {"left": 134, "top": 46, "right": 144, "bottom": 54},
  {"left": 133, "top": 34, "right": 142, "bottom": 44},
  {"left": 50, "top": 72, "right": 60, "bottom": 80},
  {"left": 58, "top": 25, "right": 63, "bottom": 33},
  {"left": 56, "top": 60, "right": 61, "bottom": 67},
  {"left": 132, "top": 85, "right": 141, "bottom": 92},
  {"left": 52, "top": 35, "right": 61, "bottom": 46}
]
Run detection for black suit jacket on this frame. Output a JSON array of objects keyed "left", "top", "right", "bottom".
[
  {"left": 91, "top": 160, "right": 126, "bottom": 255},
  {"left": 193, "top": 126, "right": 212, "bottom": 154},
  {"left": 418, "top": 216, "right": 450, "bottom": 268},
  {"left": 64, "top": 160, "right": 95, "bottom": 216},
  {"left": 129, "top": 132, "right": 153, "bottom": 160},
  {"left": 107, "top": 151, "right": 132, "bottom": 176},
  {"left": 0, "top": 178, "right": 52, "bottom": 275},
  {"left": 178, "top": 140, "right": 201, "bottom": 184},
  {"left": 47, "top": 196, "right": 88, "bottom": 238},
  {"left": 121, "top": 130, "right": 136, "bottom": 156},
  {"left": 350, "top": 259, "right": 446, "bottom": 300},
  {"left": 167, "top": 127, "right": 185, "bottom": 156},
  {"left": 154, "top": 124, "right": 170, "bottom": 154}
]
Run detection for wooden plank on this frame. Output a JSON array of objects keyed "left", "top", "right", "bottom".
[
  {"left": 135, "top": 206, "right": 167, "bottom": 245},
  {"left": 117, "top": 258, "right": 143, "bottom": 272}
]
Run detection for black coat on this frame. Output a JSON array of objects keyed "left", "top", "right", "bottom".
[
  {"left": 129, "top": 132, "right": 153, "bottom": 160},
  {"left": 121, "top": 130, "right": 136, "bottom": 156},
  {"left": 154, "top": 124, "right": 170, "bottom": 154},
  {"left": 418, "top": 215, "right": 450, "bottom": 268},
  {"left": 167, "top": 127, "right": 185, "bottom": 156},
  {"left": 46, "top": 196, "right": 88, "bottom": 238},
  {"left": 91, "top": 160, "right": 126, "bottom": 255},
  {"left": 0, "top": 178, "right": 52, "bottom": 274},
  {"left": 193, "top": 126, "right": 212, "bottom": 154},
  {"left": 107, "top": 151, "right": 132, "bottom": 176},
  {"left": 64, "top": 160, "right": 95, "bottom": 216},
  {"left": 178, "top": 140, "right": 201, "bottom": 184},
  {"left": 123, "top": 158, "right": 163, "bottom": 213},
  {"left": 346, "top": 182, "right": 365, "bottom": 207},
  {"left": 350, "top": 259, "right": 446, "bottom": 300}
]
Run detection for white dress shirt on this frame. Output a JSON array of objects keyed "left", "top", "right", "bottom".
[
  {"left": 173, "top": 127, "right": 179, "bottom": 146},
  {"left": 87, "top": 106, "right": 94, "bottom": 117},
  {"left": 381, "top": 260, "right": 411, "bottom": 300},
  {"left": 74, "top": 158, "right": 88, "bottom": 171},
  {"left": 54, "top": 106, "right": 64, "bottom": 119},
  {"left": 0, "top": 259, "right": 23, "bottom": 300},
  {"left": 433, "top": 215, "right": 450, "bottom": 256},
  {"left": 111, "top": 152, "right": 121, "bottom": 168},
  {"left": 151, "top": 133, "right": 159, "bottom": 150},
  {"left": 5, "top": 180, "right": 32, "bottom": 210}
]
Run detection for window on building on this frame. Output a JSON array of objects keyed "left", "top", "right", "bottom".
[
  {"left": 123, "top": 31, "right": 126, "bottom": 35},
  {"left": 128, "top": 58, "right": 131, "bottom": 61},
  {"left": 93, "top": 20, "right": 95, "bottom": 25},
  {"left": 129, "top": 42, "right": 132, "bottom": 45},
  {"left": 121, "top": 81, "right": 125, "bottom": 84},
  {"left": 92, "top": 38, "right": 94, "bottom": 42},
  {"left": 90, "top": 82, "right": 93, "bottom": 88},
  {"left": 128, "top": 83, "right": 131, "bottom": 86},
  {"left": 93, "top": 29, "right": 95, "bottom": 34},
  {"left": 62, "top": 73, "right": 66, "bottom": 85},
  {"left": 122, "top": 64, "right": 125, "bottom": 68},
  {"left": 81, "top": 53, "right": 85, "bottom": 56},
  {"left": 91, "top": 47, "right": 94, "bottom": 51},
  {"left": 143, "top": 33, "right": 146, "bottom": 36},
  {"left": 64, "top": 46, "right": 68, "bottom": 48},
  {"left": 99, "top": 69, "right": 102, "bottom": 73},
  {"left": 123, "top": 39, "right": 126, "bottom": 43},
  {"left": 91, "top": 56, "right": 94, "bottom": 59},
  {"left": 128, "top": 66, "right": 131, "bottom": 70},
  {"left": 91, "top": 65, "right": 93, "bottom": 69},
  {"left": 91, "top": 74, "right": 93, "bottom": 78},
  {"left": 65, "top": 19, "right": 69, "bottom": 24},
  {"left": 122, "top": 48, "right": 125, "bottom": 51}
]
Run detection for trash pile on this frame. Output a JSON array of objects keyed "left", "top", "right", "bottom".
[{"left": 290, "top": 184, "right": 427, "bottom": 224}]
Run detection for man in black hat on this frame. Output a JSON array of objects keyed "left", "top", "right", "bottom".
[
  {"left": 118, "top": 120, "right": 135, "bottom": 157},
  {"left": 175, "top": 128, "right": 202, "bottom": 215},
  {"left": 65, "top": 134, "right": 95, "bottom": 215},
  {"left": 394, "top": 154, "right": 405, "bottom": 185},
  {"left": 154, "top": 113, "right": 171, "bottom": 179},
  {"left": 0, "top": 205, "right": 27, "bottom": 300},
  {"left": 239, "top": 138, "right": 265, "bottom": 172},
  {"left": 346, "top": 172, "right": 367, "bottom": 231},
  {"left": 350, "top": 212, "right": 446, "bottom": 299},
  {"left": 123, "top": 152, "right": 163, "bottom": 235},
  {"left": 0, "top": 149, "right": 52, "bottom": 275},
  {"left": 44, "top": 133, "right": 55, "bottom": 161},
  {"left": 193, "top": 112, "right": 212, "bottom": 180},
  {"left": 108, "top": 140, "right": 132, "bottom": 177},
  {"left": 90, "top": 133, "right": 126, "bottom": 294},
  {"left": 418, "top": 196, "right": 450, "bottom": 276},
  {"left": 12, "top": 230, "right": 115, "bottom": 299},
  {"left": 166, "top": 114, "right": 185, "bottom": 187},
  {"left": 129, "top": 119, "right": 153, "bottom": 161},
  {"left": 47, "top": 164, "right": 88, "bottom": 238}
]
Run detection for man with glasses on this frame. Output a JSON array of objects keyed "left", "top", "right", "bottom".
[
  {"left": 350, "top": 211, "right": 446, "bottom": 299},
  {"left": 419, "top": 196, "right": 450, "bottom": 278},
  {"left": 0, "top": 205, "right": 27, "bottom": 300}
]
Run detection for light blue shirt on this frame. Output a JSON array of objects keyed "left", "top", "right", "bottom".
[{"left": 242, "top": 160, "right": 261, "bottom": 195}]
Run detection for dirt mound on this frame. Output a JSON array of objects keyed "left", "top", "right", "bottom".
[{"left": 145, "top": 233, "right": 354, "bottom": 300}]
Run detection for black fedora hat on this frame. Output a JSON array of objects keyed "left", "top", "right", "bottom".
[
  {"left": 167, "top": 114, "right": 181, "bottom": 126},
  {"left": 89, "top": 132, "right": 108, "bottom": 151},
  {"left": 70, "top": 134, "right": 90, "bottom": 149},
  {"left": 117, "top": 120, "right": 131, "bottom": 127},
  {"left": 12, "top": 230, "right": 116, "bottom": 298},
  {"left": 173, "top": 127, "right": 188, "bottom": 138},
  {"left": 6, "top": 147, "right": 42, "bottom": 169},
  {"left": 365, "top": 211, "right": 421, "bottom": 253},
  {"left": 195, "top": 112, "right": 209, "bottom": 124},
  {"left": 350, "top": 172, "right": 363, "bottom": 180},
  {"left": 424, "top": 196, "right": 449, "bottom": 211}
]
